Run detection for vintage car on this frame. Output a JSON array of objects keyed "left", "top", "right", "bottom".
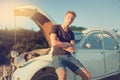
[{"left": 11, "top": 5, "right": 120, "bottom": 80}]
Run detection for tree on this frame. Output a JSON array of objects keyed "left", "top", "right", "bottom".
[
  {"left": 0, "top": 45, "right": 9, "bottom": 64},
  {"left": 70, "top": 25, "right": 87, "bottom": 31}
]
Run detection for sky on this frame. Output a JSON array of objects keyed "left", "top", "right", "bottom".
[{"left": 0, "top": 0, "right": 120, "bottom": 31}]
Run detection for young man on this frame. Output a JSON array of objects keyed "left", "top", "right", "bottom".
[{"left": 50, "top": 10, "right": 91, "bottom": 80}]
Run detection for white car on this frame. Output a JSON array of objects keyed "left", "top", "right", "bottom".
[{"left": 12, "top": 5, "right": 120, "bottom": 80}]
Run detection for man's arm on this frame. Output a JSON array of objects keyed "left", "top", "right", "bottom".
[
  {"left": 63, "top": 40, "right": 75, "bottom": 53},
  {"left": 50, "top": 33, "right": 75, "bottom": 53},
  {"left": 50, "top": 33, "right": 70, "bottom": 48}
]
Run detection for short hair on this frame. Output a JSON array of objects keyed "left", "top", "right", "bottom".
[{"left": 65, "top": 10, "right": 76, "bottom": 18}]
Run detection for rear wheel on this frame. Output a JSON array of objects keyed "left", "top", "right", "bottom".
[{"left": 31, "top": 67, "right": 57, "bottom": 80}]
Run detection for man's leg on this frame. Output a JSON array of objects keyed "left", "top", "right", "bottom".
[
  {"left": 56, "top": 68, "right": 66, "bottom": 80},
  {"left": 77, "top": 68, "right": 91, "bottom": 80},
  {"left": 66, "top": 55, "right": 91, "bottom": 80}
]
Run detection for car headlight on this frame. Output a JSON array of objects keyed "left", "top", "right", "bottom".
[{"left": 10, "top": 51, "right": 19, "bottom": 58}]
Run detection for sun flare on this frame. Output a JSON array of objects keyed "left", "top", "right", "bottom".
[
  {"left": 0, "top": 1, "right": 14, "bottom": 29},
  {"left": 0, "top": 1, "right": 27, "bottom": 30}
]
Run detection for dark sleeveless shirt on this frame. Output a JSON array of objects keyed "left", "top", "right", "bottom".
[{"left": 50, "top": 25, "right": 74, "bottom": 55}]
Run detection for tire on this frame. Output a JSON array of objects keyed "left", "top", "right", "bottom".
[{"left": 31, "top": 67, "right": 58, "bottom": 80}]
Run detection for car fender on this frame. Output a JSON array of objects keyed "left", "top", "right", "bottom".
[{"left": 12, "top": 54, "right": 53, "bottom": 80}]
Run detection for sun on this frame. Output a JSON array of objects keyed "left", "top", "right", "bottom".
[
  {"left": 0, "top": 1, "right": 14, "bottom": 29},
  {"left": 0, "top": 1, "right": 40, "bottom": 31},
  {"left": 0, "top": 1, "right": 27, "bottom": 29}
]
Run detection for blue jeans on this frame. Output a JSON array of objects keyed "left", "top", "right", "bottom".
[{"left": 52, "top": 54, "right": 84, "bottom": 74}]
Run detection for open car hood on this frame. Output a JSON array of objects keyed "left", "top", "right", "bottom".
[{"left": 14, "top": 5, "right": 55, "bottom": 46}]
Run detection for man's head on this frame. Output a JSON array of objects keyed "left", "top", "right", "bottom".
[
  {"left": 64, "top": 10, "right": 76, "bottom": 26},
  {"left": 65, "top": 10, "right": 76, "bottom": 18}
]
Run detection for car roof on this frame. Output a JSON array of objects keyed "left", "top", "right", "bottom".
[
  {"left": 82, "top": 28, "right": 118, "bottom": 40},
  {"left": 82, "top": 28, "right": 116, "bottom": 34}
]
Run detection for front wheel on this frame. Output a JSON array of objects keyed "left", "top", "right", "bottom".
[{"left": 31, "top": 67, "right": 57, "bottom": 80}]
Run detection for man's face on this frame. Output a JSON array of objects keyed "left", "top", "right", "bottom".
[{"left": 64, "top": 13, "right": 75, "bottom": 26}]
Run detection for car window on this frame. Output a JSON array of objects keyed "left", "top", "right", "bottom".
[
  {"left": 74, "top": 31, "right": 83, "bottom": 44},
  {"left": 103, "top": 32, "right": 118, "bottom": 50},
  {"left": 117, "top": 34, "right": 120, "bottom": 46},
  {"left": 81, "top": 31, "right": 102, "bottom": 49}
]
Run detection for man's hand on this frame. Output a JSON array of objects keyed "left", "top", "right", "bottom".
[
  {"left": 63, "top": 43, "right": 75, "bottom": 53},
  {"left": 63, "top": 47, "right": 75, "bottom": 53}
]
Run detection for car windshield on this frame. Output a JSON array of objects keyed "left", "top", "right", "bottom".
[{"left": 74, "top": 31, "right": 83, "bottom": 44}]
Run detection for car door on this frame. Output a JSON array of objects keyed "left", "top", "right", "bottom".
[
  {"left": 102, "top": 31, "right": 120, "bottom": 74},
  {"left": 75, "top": 30, "right": 105, "bottom": 79}
]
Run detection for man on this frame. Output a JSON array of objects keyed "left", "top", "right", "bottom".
[{"left": 50, "top": 10, "right": 91, "bottom": 80}]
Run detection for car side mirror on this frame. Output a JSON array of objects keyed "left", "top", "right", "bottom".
[{"left": 85, "top": 43, "right": 91, "bottom": 49}]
